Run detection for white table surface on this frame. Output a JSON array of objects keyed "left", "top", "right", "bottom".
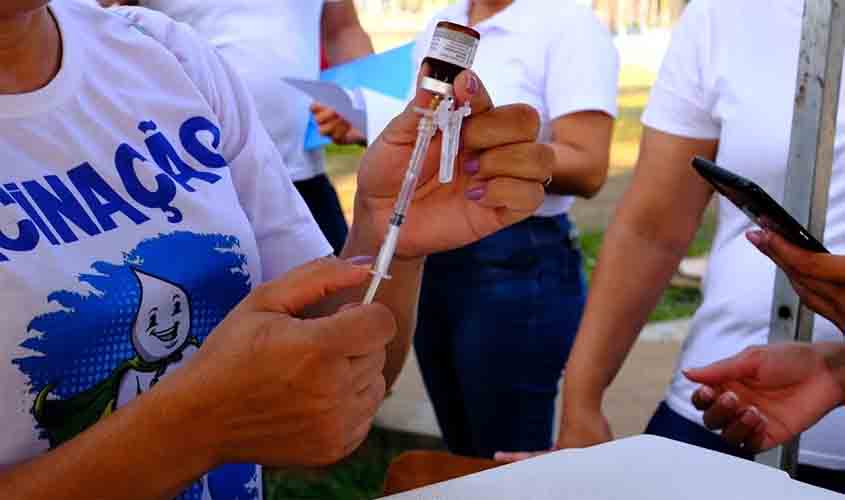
[{"left": 380, "top": 436, "right": 842, "bottom": 499}]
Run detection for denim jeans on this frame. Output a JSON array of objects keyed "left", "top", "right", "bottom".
[
  {"left": 293, "top": 174, "right": 348, "bottom": 255},
  {"left": 414, "top": 214, "right": 586, "bottom": 458}
]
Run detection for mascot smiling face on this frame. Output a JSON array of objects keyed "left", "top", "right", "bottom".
[{"left": 130, "top": 269, "right": 192, "bottom": 363}]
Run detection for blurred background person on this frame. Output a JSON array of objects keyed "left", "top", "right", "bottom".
[
  {"left": 102, "top": 0, "right": 375, "bottom": 255},
  {"left": 555, "top": 0, "right": 845, "bottom": 492},
  {"left": 407, "top": 0, "right": 618, "bottom": 460}
]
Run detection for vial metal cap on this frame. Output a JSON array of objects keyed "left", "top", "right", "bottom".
[{"left": 420, "top": 76, "right": 454, "bottom": 97}]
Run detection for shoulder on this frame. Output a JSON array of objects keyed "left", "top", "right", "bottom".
[{"left": 108, "top": 7, "right": 228, "bottom": 104}]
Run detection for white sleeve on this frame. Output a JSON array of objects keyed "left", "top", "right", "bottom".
[
  {"left": 641, "top": 0, "right": 720, "bottom": 139},
  {"left": 546, "top": 8, "right": 620, "bottom": 119},
  {"left": 113, "top": 7, "right": 333, "bottom": 281}
]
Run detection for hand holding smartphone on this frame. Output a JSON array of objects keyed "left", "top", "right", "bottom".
[{"left": 691, "top": 157, "right": 829, "bottom": 253}]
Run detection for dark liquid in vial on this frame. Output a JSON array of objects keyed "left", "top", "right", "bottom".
[
  {"left": 421, "top": 57, "right": 465, "bottom": 85},
  {"left": 422, "top": 22, "right": 480, "bottom": 86}
]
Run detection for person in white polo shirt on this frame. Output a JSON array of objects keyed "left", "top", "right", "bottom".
[
  {"left": 409, "top": 0, "right": 619, "bottom": 459},
  {"left": 103, "top": 0, "right": 374, "bottom": 255},
  {"left": 553, "top": 0, "right": 845, "bottom": 492}
]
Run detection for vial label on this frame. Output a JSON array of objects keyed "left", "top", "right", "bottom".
[{"left": 427, "top": 26, "right": 478, "bottom": 69}]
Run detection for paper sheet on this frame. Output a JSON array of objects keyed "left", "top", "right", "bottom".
[{"left": 283, "top": 77, "right": 367, "bottom": 133}]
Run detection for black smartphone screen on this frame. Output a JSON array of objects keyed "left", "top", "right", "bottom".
[{"left": 691, "top": 157, "right": 829, "bottom": 254}]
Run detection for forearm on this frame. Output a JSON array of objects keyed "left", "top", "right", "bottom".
[
  {"left": 324, "top": 27, "right": 374, "bottom": 65},
  {"left": 545, "top": 142, "right": 608, "bottom": 198},
  {"left": 0, "top": 376, "right": 215, "bottom": 500},
  {"left": 564, "top": 200, "right": 702, "bottom": 414},
  {"left": 339, "top": 220, "right": 424, "bottom": 390}
]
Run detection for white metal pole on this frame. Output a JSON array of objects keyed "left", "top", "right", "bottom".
[{"left": 759, "top": 0, "right": 845, "bottom": 475}]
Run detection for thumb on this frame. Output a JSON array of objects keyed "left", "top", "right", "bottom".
[
  {"left": 384, "top": 66, "right": 494, "bottom": 142},
  {"left": 242, "top": 257, "right": 372, "bottom": 316},
  {"left": 684, "top": 350, "right": 761, "bottom": 386}
]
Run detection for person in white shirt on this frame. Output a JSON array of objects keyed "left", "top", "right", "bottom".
[
  {"left": 409, "top": 0, "right": 619, "bottom": 459},
  {"left": 103, "top": 0, "right": 374, "bottom": 255},
  {"left": 551, "top": 0, "right": 845, "bottom": 492},
  {"left": 0, "top": 1, "right": 552, "bottom": 499}
]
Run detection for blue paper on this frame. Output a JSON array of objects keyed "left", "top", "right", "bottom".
[{"left": 304, "top": 42, "right": 416, "bottom": 150}]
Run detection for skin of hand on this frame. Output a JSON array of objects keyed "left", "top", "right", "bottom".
[
  {"left": 685, "top": 342, "right": 845, "bottom": 453},
  {"left": 748, "top": 228, "right": 845, "bottom": 332},
  {"left": 347, "top": 68, "right": 551, "bottom": 259},
  {"left": 311, "top": 101, "right": 366, "bottom": 145},
  {"left": 496, "top": 129, "right": 718, "bottom": 463},
  {"left": 0, "top": 258, "right": 397, "bottom": 499}
]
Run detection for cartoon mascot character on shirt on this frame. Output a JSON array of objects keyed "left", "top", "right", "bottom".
[{"left": 32, "top": 269, "right": 214, "bottom": 496}]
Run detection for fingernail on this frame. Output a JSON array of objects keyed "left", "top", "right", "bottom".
[
  {"left": 699, "top": 386, "right": 715, "bottom": 402},
  {"left": 743, "top": 407, "right": 759, "bottom": 424},
  {"left": 720, "top": 392, "right": 737, "bottom": 408},
  {"left": 346, "top": 255, "right": 375, "bottom": 266},
  {"left": 747, "top": 230, "right": 765, "bottom": 246},
  {"left": 464, "top": 158, "right": 480, "bottom": 175},
  {"left": 466, "top": 73, "right": 479, "bottom": 95},
  {"left": 340, "top": 302, "right": 361, "bottom": 312},
  {"left": 466, "top": 185, "right": 486, "bottom": 201}
]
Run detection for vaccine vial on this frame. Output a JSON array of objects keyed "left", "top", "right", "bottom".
[{"left": 421, "top": 21, "right": 480, "bottom": 97}]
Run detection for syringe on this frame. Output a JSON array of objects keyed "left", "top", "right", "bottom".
[
  {"left": 362, "top": 96, "right": 442, "bottom": 305},
  {"left": 362, "top": 21, "right": 479, "bottom": 305}
]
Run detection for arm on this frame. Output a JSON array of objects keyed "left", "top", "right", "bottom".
[
  {"left": 545, "top": 111, "right": 614, "bottom": 198},
  {"left": 321, "top": 0, "right": 374, "bottom": 66},
  {"left": 559, "top": 128, "right": 717, "bottom": 447},
  {"left": 0, "top": 259, "right": 396, "bottom": 499}
]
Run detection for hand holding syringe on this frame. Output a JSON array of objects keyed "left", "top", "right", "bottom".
[{"left": 362, "top": 22, "right": 480, "bottom": 305}]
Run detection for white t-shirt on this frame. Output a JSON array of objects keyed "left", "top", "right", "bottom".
[
  {"left": 0, "top": 2, "right": 331, "bottom": 499},
  {"left": 413, "top": 0, "right": 619, "bottom": 217},
  {"left": 642, "top": 0, "right": 845, "bottom": 469},
  {"left": 137, "top": 0, "right": 327, "bottom": 183}
]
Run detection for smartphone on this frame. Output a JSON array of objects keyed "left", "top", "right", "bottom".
[{"left": 691, "top": 157, "right": 829, "bottom": 253}]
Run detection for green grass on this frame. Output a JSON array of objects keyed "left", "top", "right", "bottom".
[
  {"left": 578, "top": 216, "right": 715, "bottom": 323},
  {"left": 264, "top": 428, "right": 442, "bottom": 499}
]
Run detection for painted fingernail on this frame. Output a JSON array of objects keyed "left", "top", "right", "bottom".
[
  {"left": 720, "top": 392, "right": 738, "bottom": 408},
  {"left": 346, "top": 255, "right": 375, "bottom": 266},
  {"left": 466, "top": 185, "right": 486, "bottom": 201},
  {"left": 464, "top": 158, "right": 481, "bottom": 175},
  {"left": 742, "top": 407, "right": 759, "bottom": 424},
  {"left": 466, "top": 73, "right": 479, "bottom": 95},
  {"left": 747, "top": 230, "right": 765, "bottom": 246}
]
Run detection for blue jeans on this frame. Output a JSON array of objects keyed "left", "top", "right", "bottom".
[
  {"left": 646, "top": 402, "right": 845, "bottom": 494},
  {"left": 294, "top": 174, "right": 348, "bottom": 255},
  {"left": 415, "top": 214, "right": 586, "bottom": 458}
]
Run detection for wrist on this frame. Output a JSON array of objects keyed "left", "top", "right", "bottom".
[{"left": 820, "top": 342, "right": 845, "bottom": 406}]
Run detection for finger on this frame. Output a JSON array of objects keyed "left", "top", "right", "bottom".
[
  {"left": 343, "top": 376, "right": 386, "bottom": 452},
  {"left": 308, "top": 302, "right": 397, "bottom": 357},
  {"left": 331, "top": 122, "right": 352, "bottom": 143},
  {"left": 747, "top": 417, "right": 771, "bottom": 453},
  {"left": 319, "top": 117, "right": 345, "bottom": 136},
  {"left": 721, "top": 406, "right": 763, "bottom": 448},
  {"left": 462, "top": 104, "right": 541, "bottom": 152},
  {"left": 474, "top": 142, "right": 552, "bottom": 182},
  {"left": 702, "top": 391, "right": 741, "bottom": 431},
  {"left": 389, "top": 67, "right": 494, "bottom": 139},
  {"left": 683, "top": 349, "right": 763, "bottom": 386},
  {"left": 691, "top": 385, "right": 721, "bottom": 411},
  {"left": 244, "top": 257, "right": 372, "bottom": 315},
  {"left": 493, "top": 451, "right": 543, "bottom": 463},
  {"left": 349, "top": 350, "right": 387, "bottom": 392},
  {"left": 749, "top": 230, "right": 834, "bottom": 282},
  {"left": 471, "top": 177, "right": 545, "bottom": 212}
]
